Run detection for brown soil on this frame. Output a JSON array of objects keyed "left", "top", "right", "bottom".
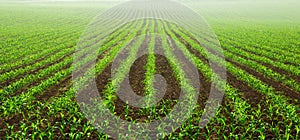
[{"left": 36, "top": 75, "right": 72, "bottom": 101}]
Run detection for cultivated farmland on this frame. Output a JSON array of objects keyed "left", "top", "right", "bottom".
[{"left": 0, "top": 0, "right": 300, "bottom": 139}]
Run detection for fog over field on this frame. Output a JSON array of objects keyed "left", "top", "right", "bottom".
[{"left": 2, "top": 0, "right": 299, "bottom": 23}]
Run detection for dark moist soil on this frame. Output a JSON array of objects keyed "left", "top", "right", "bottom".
[
  {"left": 36, "top": 75, "right": 72, "bottom": 101},
  {"left": 77, "top": 19, "right": 148, "bottom": 106},
  {"left": 111, "top": 53, "right": 181, "bottom": 122}
]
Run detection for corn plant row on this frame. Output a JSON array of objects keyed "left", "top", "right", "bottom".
[
  {"left": 77, "top": 7, "right": 138, "bottom": 43},
  {"left": 187, "top": 19, "right": 300, "bottom": 54},
  {"left": 220, "top": 37, "right": 300, "bottom": 67},
  {"left": 73, "top": 19, "right": 142, "bottom": 72},
  {"left": 143, "top": 20, "right": 156, "bottom": 107},
  {"left": 106, "top": 19, "right": 203, "bottom": 138},
  {"left": 168, "top": 18, "right": 300, "bottom": 69},
  {"left": 169, "top": 23, "right": 300, "bottom": 137},
  {"left": 171, "top": 26, "right": 300, "bottom": 93},
  {"left": 1, "top": 7, "right": 129, "bottom": 67},
  {"left": 161, "top": 20, "right": 260, "bottom": 138},
  {"left": 73, "top": 9, "right": 144, "bottom": 66},
  {"left": 1, "top": 22, "right": 88, "bottom": 63},
  {"left": 159, "top": 7, "right": 299, "bottom": 134},
  {"left": 0, "top": 44, "right": 75, "bottom": 84},
  {"left": 218, "top": 35, "right": 300, "bottom": 66},
  {"left": 5, "top": 19, "right": 149, "bottom": 139},
  {"left": 1, "top": 11, "right": 128, "bottom": 69},
  {"left": 0, "top": 18, "right": 140, "bottom": 84},
  {"left": 0, "top": 48, "right": 74, "bottom": 97},
  {"left": 222, "top": 43, "right": 300, "bottom": 92},
  {"left": 100, "top": 20, "right": 150, "bottom": 105},
  {"left": 1, "top": 19, "right": 85, "bottom": 54},
  {"left": 0, "top": 55, "right": 73, "bottom": 107},
  {"left": 163, "top": 20, "right": 299, "bottom": 139},
  {"left": 169, "top": 22, "right": 300, "bottom": 116},
  {"left": 0, "top": 32, "right": 79, "bottom": 72},
  {"left": 0, "top": 19, "right": 146, "bottom": 119},
  {"left": 0, "top": 3, "right": 101, "bottom": 41},
  {"left": 215, "top": 26, "right": 300, "bottom": 56},
  {"left": 163, "top": 22, "right": 263, "bottom": 139},
  {"left": 2, "top": 30, "right": 72, "bottom": 55}
]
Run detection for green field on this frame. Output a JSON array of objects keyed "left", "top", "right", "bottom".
[{"left": 0, "top": 0, "right": 300, "bottom": 139}]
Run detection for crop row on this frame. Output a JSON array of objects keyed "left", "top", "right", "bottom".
[{"left": 162, "top": 20, "right": 299, "bottom": 138}]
